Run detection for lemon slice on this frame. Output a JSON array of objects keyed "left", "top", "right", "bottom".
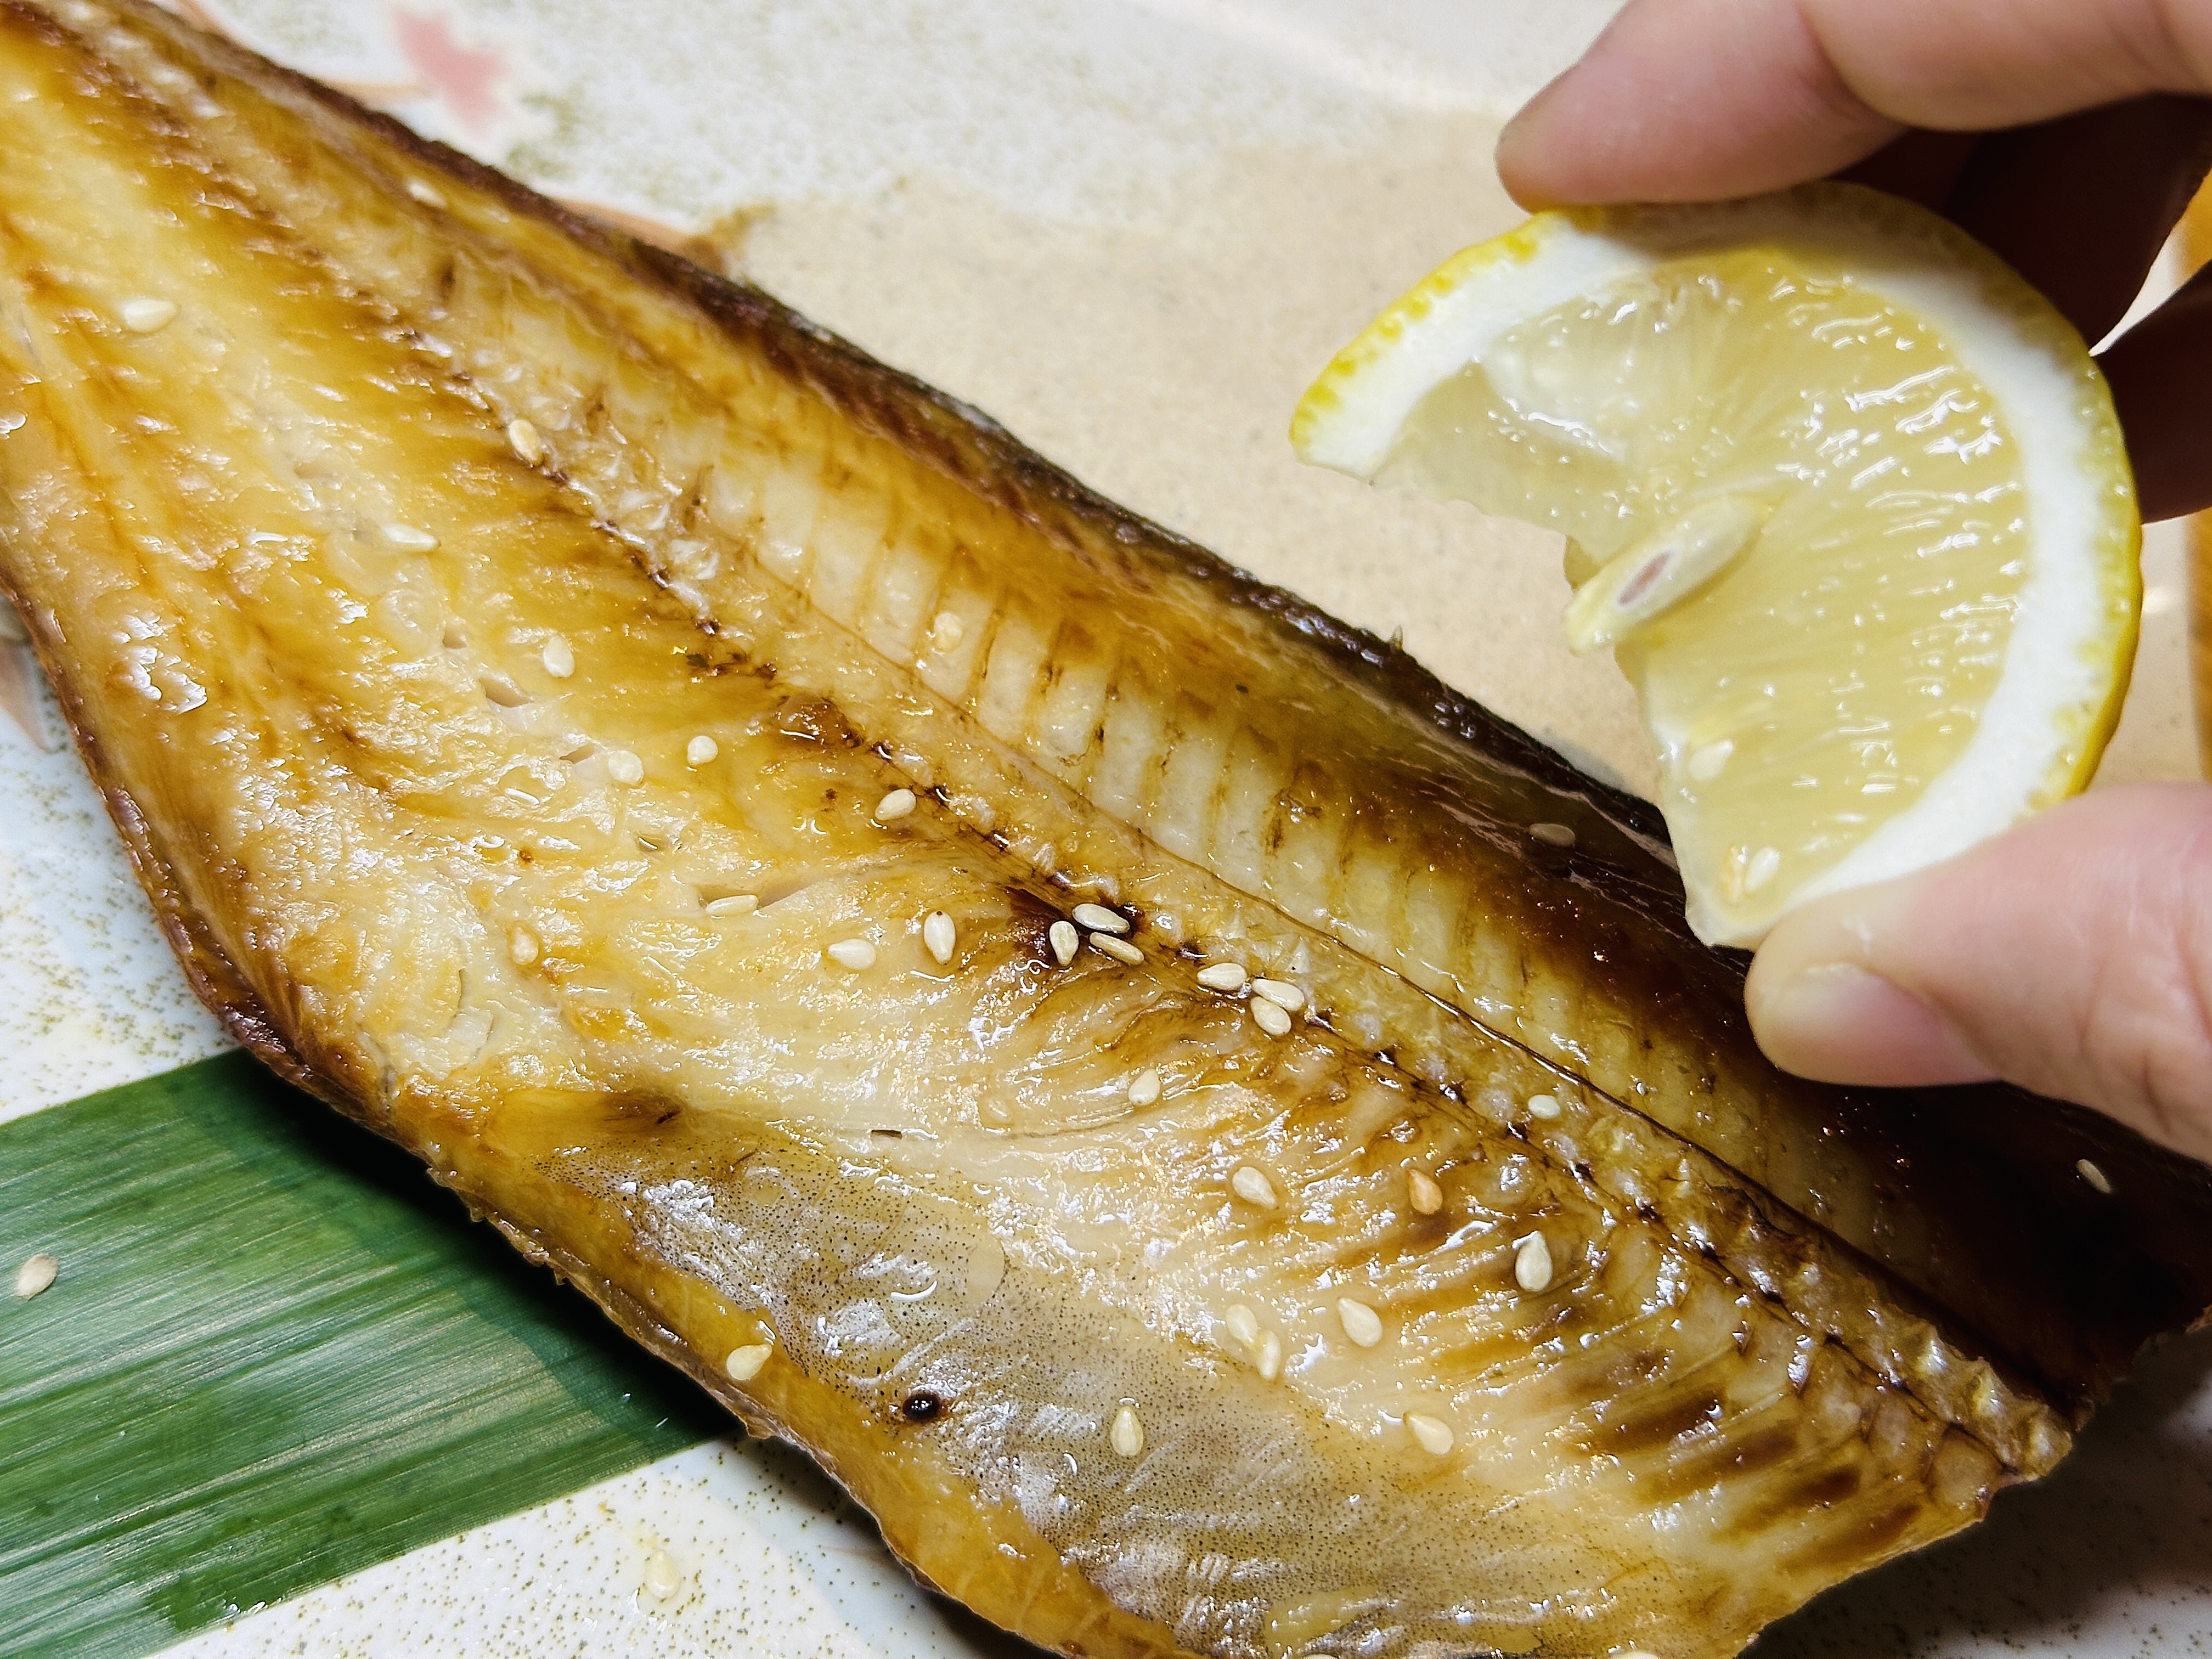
[{"left": 1293, "top": 182, "right": 2139, "bottom": 947}]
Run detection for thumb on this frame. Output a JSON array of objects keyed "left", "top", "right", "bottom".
[{"left": 1745, "top": 783, "right": 2212, "bottom": 1163}]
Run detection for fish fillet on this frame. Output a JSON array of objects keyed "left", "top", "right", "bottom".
[{"left": 3, "top": 3, "right": 2211, "bottom": 1655}]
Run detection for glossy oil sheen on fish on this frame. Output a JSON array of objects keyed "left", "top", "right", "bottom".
[{"left": 3, "top": 4, "right": 2212, "bottom": 1656}]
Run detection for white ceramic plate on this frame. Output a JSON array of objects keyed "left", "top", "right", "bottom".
[{"left": 3, "top": 2, "right": 2206, "bottom": 1654}]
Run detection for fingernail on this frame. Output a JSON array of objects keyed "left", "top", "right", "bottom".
[{"left": 1747, "top": 962, "right": 1992, "bottom": 1088}]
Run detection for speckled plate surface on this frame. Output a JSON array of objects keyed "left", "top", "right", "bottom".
[{"left": 3, "top": 2, "right": 2209, "bottom": 1655}]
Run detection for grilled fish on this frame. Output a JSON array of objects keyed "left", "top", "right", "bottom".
[{"left": 4, "top": 3, "right": 2211, "bottom": 1655}]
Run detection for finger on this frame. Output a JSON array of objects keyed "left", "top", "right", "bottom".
[
  {"left": 1497, "top": 0, "right": 1899, "bottom": 208},
  {"left": 2101, "top": 259, "right": 2212, "bottom": 520},
  {"left": 1745, "top": 785, "right": 2212, "bottom": 1164},
  {"left": 1939, "top": 96, "right": 2212, "bottom": 345},
  {"left": 1498, "top": 0, "right": 2212, "bottom": 208}
]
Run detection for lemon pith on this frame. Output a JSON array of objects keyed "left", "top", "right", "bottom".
[{"left": 1293, "top": 183, "right": 2140, "bottom": 947}]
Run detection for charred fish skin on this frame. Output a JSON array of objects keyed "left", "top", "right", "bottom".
[{"left": 4, "top": 4, "right": 2212, "bottom": 1657}]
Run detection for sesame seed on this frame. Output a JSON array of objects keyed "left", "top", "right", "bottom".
[
  {"left": 120, "top": 296, "right": 178, "bottom": 333},
  {"left": 1230, "top": 1165, "right": 1278, "bottom": 1208},
  {"left": 2077, "top": 1158, "right": 2113, "bottom": 1194},
  {"left": 379, "top": 522, "right": 439, "bottom": 552},
  {"left": 1256, "top": 1330, "right": 1283, "bottom": 1382},
  {"left": 1407, "top": 1169, "right": 1444, "bottom": 1215},
  {"left": 928, "top": 611, "right": 965, "bottom": 652},
  {"left": 1514, "top": 1231, "right": 1554, "bottom": 1293},
  {"left": 1251, "top": 998, "right": 1293, "bottom": 1037},
  {"left": 1251, "top": 978, "right": 1305, "bottom": 1012},
  {"left": 1223, "top": 1304, "right": 1260, "bottom": 1348},
  {"left": 405, "top": 177, "right": 448, "bottom": 208},
  {"left": 13, "top": 1252, "right": 58, "bottom": 1300},
  {"left": 1745, "top": 845, "right": 1782, "bottom": 894},
  {"left": 1110, "top": 1404, "right": 1144, "bottom": 1459},
  {"left": 1127, "top": 1068, "right": 1161, "bottom": 1107},
  {"left": 874, "top": 787, "right": 917, "bottom": 822},
  {"left": 686, "top": 734, "right": 719, "bottom": 766},
  {"left": 704, "top": 894, "right": 758, "bottom": 919},
  {"left": 724, "top": 1341, "right": 773, "bottom": 1381},
  {"left": 827, "top": 938, "right": 877, "bottom": 970},
  {"left": 642, "top": 1545, "right": 684, "bottom": 1603},
  {"left": 1196, "top": 962, "right": 1248, "bottom": 992},
  {"left": 1338, "top": 1297, "right": 1383, "bottom": 1348},
  {"left": 505, "top": 417, "right": 544, "bottom": 465},
  {"left": 1048, "top": 919, "right": 1079, "bottom": 966},
  {"left": 1073, "top": 902, "right": 1130, "bottom": 934},
  {"left": 1530, "top": 821, "right": 1576, "bottom": 848},
  {"left": 923, "top": 910, "right": 956, "bottom": 964},
  {"left": 605, "top": 748, "right": 644, "bottom": 786},
  {"left": 540, "top": 635, "right": 574, "bottom": 678},
  {"left": 1526, "top": 1093, "right": 1561, "bottom": 1120},
  {"left": 1090, "top": 933, "right": 1142, "bottom": 966},
  {"left": 509, "top": 927, "right": 539, "bottom": 966},
  {"left": 1405, "top": 1413, "right": 1455, "bottom": 1455},
  {"left": 1688, "top": 739, "right": 1734, "bottom": 782}
]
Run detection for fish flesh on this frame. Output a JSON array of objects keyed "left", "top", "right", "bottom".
[{"left": 3, "top": 3, "right": 2211, "bottom": 1654}]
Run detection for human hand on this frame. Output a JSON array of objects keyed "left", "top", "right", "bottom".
[
  {"left": 1497, "top": 0, "right": 2212, "bottom": 523},
  {"left": 1741, "top": 787, "right": 2212, "bottom": 1164},
  {"left": 1497, "top": 0, "right": 2212, "bottom": 1156}
]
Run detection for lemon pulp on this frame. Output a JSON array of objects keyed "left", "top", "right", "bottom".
[{"left": 1294, "top": 187, "right": 2138, "bottom": 946}]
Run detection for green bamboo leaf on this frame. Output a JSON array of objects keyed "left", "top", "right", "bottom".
[{"left": 0, "top": 1053, "right": 724, "bottom": 1659}]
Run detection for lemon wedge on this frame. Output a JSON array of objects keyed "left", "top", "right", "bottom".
[{"left": 1293, "top": 182, "right": 2140, "bottom": 947}]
